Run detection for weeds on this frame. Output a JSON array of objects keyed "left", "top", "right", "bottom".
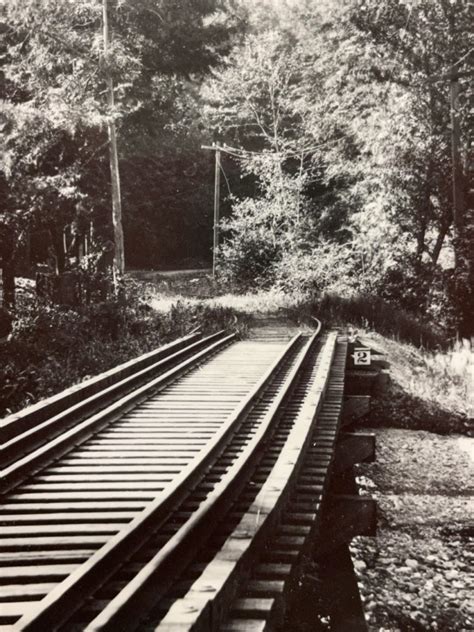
[
  {"left": 361, "top": 332, "right": 472, "bottom": 433},
  {"left": 314, "top": 293, "right": 445, "bottom": 349},
  {"left": 0, "top": 281, "right": 243, "bottom": 417},
  {"left": 414, "top": 339, "right": 473, "bottom": 418}
]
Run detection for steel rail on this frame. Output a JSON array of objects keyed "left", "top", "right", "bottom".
[
  {"left": 12, "top": 334, "right": 304, "bottom": 631},
  {"left": 1, "top": 330, "right": 227, "bottom": 468},
  {"left": 221, "top": 335, "right": 348, "bottom": 632},
  {"left": 1, "top": 331, "right": 236, "bottom": 493},
  {"left": 156, "top": 331, "right": 339, "bottom": 632},
  {"left": 1, "top": 331, "right": 202, "bottom": 444},
  {"left": 83, "top": 332, "right": 320, "bottom": 631}
]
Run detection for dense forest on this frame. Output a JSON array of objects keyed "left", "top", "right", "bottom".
[{"left": 0, "top": 0, "right": 472, "bottom": 337}]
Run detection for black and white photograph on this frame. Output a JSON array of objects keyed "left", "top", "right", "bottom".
[{"left": 0, "top": 1, "right": 472, "bottom": 630}]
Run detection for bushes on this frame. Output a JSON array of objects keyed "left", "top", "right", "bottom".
[
  {"left": 314, "top": 293, "right": 445, "bottom": 349},
  {"left": 0, "top": 280, "right": 240, "bottom": 416},
  {"left": 273, "top": 242, "right": 356, "bottom": 296},
  {"left": 216, "top": 169, "right": 311, "bottom": 291},
  {"left": 217, "top": 197, "right": 284, "bottom": 290},
  {"left": 217, "top": 192, "right": 456, "bottom": 344}
]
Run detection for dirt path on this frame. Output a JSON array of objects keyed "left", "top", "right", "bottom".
[{"left": 351, "top": 428, "right": 473, "bottom": 631}]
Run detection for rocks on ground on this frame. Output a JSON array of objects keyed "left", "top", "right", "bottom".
[{"left": 351, "top": 428, "right": 473, "bottom": 632}]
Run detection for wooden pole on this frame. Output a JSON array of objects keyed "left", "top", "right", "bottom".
[
  {"left": 202, "top": 143, "right": 221, "bottom": 277},
  {"left": 213, "top": 144, "right": 221, "bottom": 277},
  {"left": 103, "top": 0, "right": 125, "bottom": 294}
]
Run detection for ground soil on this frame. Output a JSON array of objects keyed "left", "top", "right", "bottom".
[{"left": 351, "top": 428, "right": 473, "bottom": 632}]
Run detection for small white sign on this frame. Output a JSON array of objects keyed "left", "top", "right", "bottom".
[{"left": 352, "top": 347, "right": 371, "bottom": 366}]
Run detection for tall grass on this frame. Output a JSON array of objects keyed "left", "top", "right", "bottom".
[
  {"left": 1, "top": 287, "right": 243, "bottom": 416},
  {"left": 362, "top": 330, "right": 472, "bottom": 431},
  {"left": 419, "top": 338, "right": 473, "bottom": 417},
  {"left": 149, "top": 288, "right": 305, "bottom": 316},
  {"left": 314, "top": 293, "right": 446, "bottom": 349}
]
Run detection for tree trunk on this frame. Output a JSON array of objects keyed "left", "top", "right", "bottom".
[
  {"left": 431, "top": 222, "right": 450, "bottom": 265},
  {"left": 52, "top": 228, "right": 66, "bottom": 274},
  {"left": 450, "top": 70, "right": 472, "bottom": 337},
  {"left": 445, "top": 5, "right": 473, "bottom": 338},
  {"left": 2, "top": 262, "right": 15, "bottom": 310},
  {"left": 103, "top": 0, "right": 125, "bottom": 295}
]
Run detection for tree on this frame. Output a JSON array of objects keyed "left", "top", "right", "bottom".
[
  {"left": 207, "top": 0, "right": 472, "bottom": 333},
  {"left": 1, "top": 0, "right": 242, "bottom": 301},
  {"left": 340, "top": 0, "right": 473, "bottom": 334}
]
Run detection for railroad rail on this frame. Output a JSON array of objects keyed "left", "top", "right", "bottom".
[{"left": 0, "top": 324, "right": 383, "bottom": 631}]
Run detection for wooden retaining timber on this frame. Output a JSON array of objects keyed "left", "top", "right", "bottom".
[{"left": 0, "top": 327, "right": 385, "bottom": 631}]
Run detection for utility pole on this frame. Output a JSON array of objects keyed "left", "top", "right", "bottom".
[
  {"left": 202, "top": 143, "right": 221, "bottom": 277},
  {"left": 103, "top": 0, "right": 125, "bottom": 294}
]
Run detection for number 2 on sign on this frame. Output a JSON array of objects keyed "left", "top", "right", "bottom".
[{"left": 353, "top": 348, "right": 371, "bottom": 366}]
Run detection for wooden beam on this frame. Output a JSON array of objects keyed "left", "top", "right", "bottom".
[
  {"left": 344, "top": 370, "right": 390, "bottom": 396},
  {"left": 344, "top": 371, "right": 378, "bottom": 396},
  {"left": 321, "top": 545, "right": 368, "bottom": 632},
  {"left": 333, "top": 433, "right": 375, "bottom": 473},
  {"left": 316, "top": 495, "right": 376, "bottom": 557},
  {"left": 342, "top": 396, "right": 371, "bottom": 426}
]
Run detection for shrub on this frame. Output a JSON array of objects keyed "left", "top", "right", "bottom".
[
  {"left": 314, "top": 293, "right": 446, "bottom": 349},
  {"left": 216, "top": 197, "right": 282, "bottom": 290},
  {"left": 0, "top": 279, "right": 242, "bottom": 416},
  {"left": 273, "top": 241, "right": 355, "bottom": 297}
]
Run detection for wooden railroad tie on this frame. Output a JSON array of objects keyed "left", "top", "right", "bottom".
[{"left": 0, "top": 328, "right": 387, "bottom": 631}]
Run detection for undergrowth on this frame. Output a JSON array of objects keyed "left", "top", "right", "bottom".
[
  {"left": 312, "top": 293, "right": 446, "bottom": 349},
  {"left": 357, "top": 333, "right": 472, "bottom": 434},
  {"left": 2, "top": 276, "right": 470, "bottom": 435},
  {"left": 0, "top": 280, "right": 245, "bottom": 417}
]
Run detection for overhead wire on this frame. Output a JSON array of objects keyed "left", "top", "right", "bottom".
[
  {"left": 219, "top": 159, "right": 232, "bottom": 196},
  {"left": 215, "top": 136, "right": 348, "bottom": 161}
]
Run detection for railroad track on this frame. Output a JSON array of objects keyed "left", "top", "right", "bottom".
[{"left": 0, "top": 324, "right": 377, "bottom": 631}]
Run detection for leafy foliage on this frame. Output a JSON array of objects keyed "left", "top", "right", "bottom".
[
  {"left": 0, "top": 279, "right": 240, "bottom": 415},
  {"left": 0, "top": 0, "right": 242, "bottom": 279},
  {"left": 206, "top": 0, "right": 472, "bottom": 335}
]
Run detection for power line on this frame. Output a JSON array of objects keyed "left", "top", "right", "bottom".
[
  {"left": 214, "top": 136, "right": 348, "bottom": 161},
  {"left": 219, "top": 160, "right": 232, "bottom": 196}
]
